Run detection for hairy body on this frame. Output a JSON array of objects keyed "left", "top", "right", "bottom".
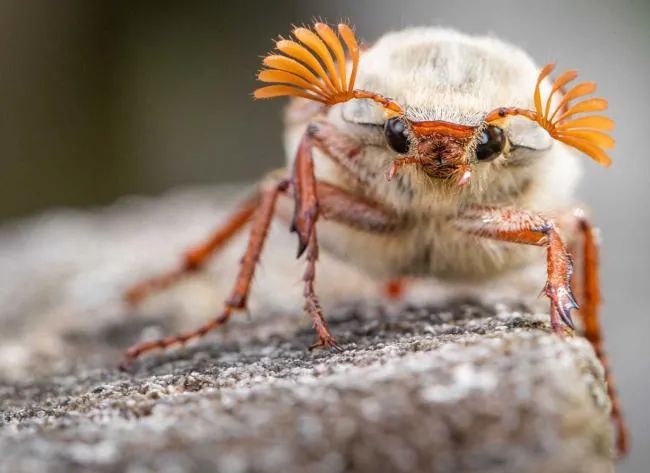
[{"left": 282, "top": 28, "right": 579, "bottom": 279}]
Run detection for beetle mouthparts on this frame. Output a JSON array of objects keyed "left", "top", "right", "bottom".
[{"left": 456, "top": 168, "right": 472, "bottom": 186}]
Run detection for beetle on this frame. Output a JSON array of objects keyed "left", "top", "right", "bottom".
[{"left": 121, "top": 22, "right": 626, "bottom": 455}]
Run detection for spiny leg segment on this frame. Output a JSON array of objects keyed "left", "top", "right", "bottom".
[
  {"left": 572, "top": 211, "right": 627, "bottom": 456},
  {"left": 124, "top": 192, "right": 259, "bottom": 305},
  {"left": 120, "top": 179, "right": 288, "bottom": 368},
  {"left": 455, "top": 207, "right": 578, "bottom": 333},
  {"left": 291, "top": 131, "right": 338, "bottom": 349},
  {"left": 456, "top": 206, "right": 626, "bottom": 456},
  {"left": 303, "top": 230, "right": 341, "bottom": 351}
]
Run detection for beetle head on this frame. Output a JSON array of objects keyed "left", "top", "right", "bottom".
[{"left": 254, "top": 22, "right": 614, "bottom": 187}]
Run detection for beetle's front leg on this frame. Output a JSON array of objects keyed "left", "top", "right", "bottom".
[
  {"left": 454, "top": 207, "right": 578, "bottom": 334},
  {"left": 290, "top": 131, "right": 339, "bottom": 349},
  {"left": 293, "top": 123, "right": 407, "bottom": 348}
]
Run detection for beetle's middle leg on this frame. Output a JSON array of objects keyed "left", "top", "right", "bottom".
[
  {"left": 120, "top": 177, "right": 289, "bottom": 368},
  {"left": 124, "top": 191, "right": 260, "bottom": 305}
]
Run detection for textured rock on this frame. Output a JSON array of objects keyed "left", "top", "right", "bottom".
[{"left": 0, "top": 186, "right": 614, "bottom": 473}]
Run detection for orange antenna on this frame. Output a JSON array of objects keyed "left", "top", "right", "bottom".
[
  {"left": 485, "top": 63, "right": 614, "bottom": 167},
  {"left": 255, "top": 23, "right": 359, "bottom": 105},
  {"left": 255, "top": 22, "right": 404, "bottom": 114}
]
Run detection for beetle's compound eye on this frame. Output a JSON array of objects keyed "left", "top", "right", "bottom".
[
  {"left": 476, "top": 125, "right": 506, "bottom": 162},
  {"left": 384, "top": 118, "right": 409, "bottom": 154}
]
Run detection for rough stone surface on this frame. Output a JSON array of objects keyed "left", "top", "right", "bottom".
[{"left": 0, "top": 186, "right": 614, "bottom": 473}]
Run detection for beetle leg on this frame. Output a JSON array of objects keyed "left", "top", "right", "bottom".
[
  {"left": 303, "top": 229, "right": 341, "bottom": 351},
  {"left": 121, "top": 129, "right": 398, "bottom": 364},
  {"left": 289, "top": 122, "right": 371, "bottom": 255},
  {"left": 291, "top": 131, "right": 340, "bottom": 349},
  {"left": 292, "top": 132, "right": 320, "bottom": 258},
  {"left": 454, "top": 207, "right": 578, "bottom": 333},
  {"left": 305, "top": 120, "right": 376, "bottom": 188},
  {"left": 382, "top": 278, "right": 410, "bottom": 300},
  {"left": 124, "top": 191, "right": 260, "bottom": 306},
  {"left": 571, "top": 210, "right": 628, "bottom": 457},
  {"left": 456, "top": 206, "right": 627, "bottom": 456},
  {"left": 120, "top": 178, "right": 289, "bottom": 368},
  {"left": 293, "top": 128, "right": 402, "bottom": 350},
  {"left": 316, "top": 180, "right": 399, "bottom": 233}
]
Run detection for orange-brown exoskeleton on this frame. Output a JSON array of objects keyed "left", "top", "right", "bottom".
[{"left": 122, "top": 23, "right": 626, "bottom": 455}]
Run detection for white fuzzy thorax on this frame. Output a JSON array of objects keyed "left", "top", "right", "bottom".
[{"left": 282, "top": 27, "right": 583, "bottom": 280}]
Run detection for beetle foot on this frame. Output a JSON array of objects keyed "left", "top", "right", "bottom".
[
  {"left": 309, "top": 335, "right": 343, "bottom": 353},
  {"left": 544, "top": 280, "right": 579, "bottom": 331}
]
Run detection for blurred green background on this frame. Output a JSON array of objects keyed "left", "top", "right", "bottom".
[{"left": 0, "top": 1, "right": 648, "bottom": 471}]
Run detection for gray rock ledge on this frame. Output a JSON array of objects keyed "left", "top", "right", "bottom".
[{"left": 0, "top": 187, "right": 614, "bottom": 473}]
